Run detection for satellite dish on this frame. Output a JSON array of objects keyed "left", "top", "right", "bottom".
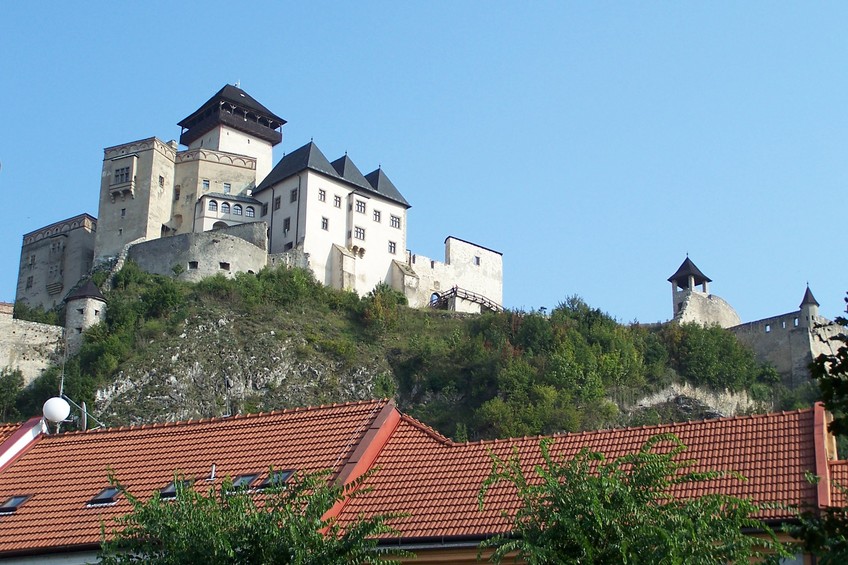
[{"left": 43, "top": 397, "right": 71, "bottom": 423}]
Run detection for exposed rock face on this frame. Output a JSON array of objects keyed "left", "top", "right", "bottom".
[
  {"left": 627, "top": 381, "right": 761, "bottom": 419},
  {"left": 95, "top": 313, "right": 388, "bottom": 425}
]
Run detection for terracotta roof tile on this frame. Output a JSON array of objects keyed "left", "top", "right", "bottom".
[
  {"left": 0, "top": 424, "right": 17, "bottom": 443},
  {"left": 830, "top": 460, "right": 848, "bottom": 507},
  {"left": 0, "top": 400, "right": 389, "bottom": 555},
  {"left": 339, "top": 406, "right": 823, "bottom": 539}
]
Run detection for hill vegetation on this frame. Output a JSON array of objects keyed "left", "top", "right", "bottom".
[{"left": 10, "top": 263, "right": 812, "bottom": 440}]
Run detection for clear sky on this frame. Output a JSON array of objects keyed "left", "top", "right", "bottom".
[{"left": 1, "top": 2, "right": 845, "bottom": 323}]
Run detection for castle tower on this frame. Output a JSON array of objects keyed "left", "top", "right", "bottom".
[
  {"left": 176, "top": 85, "right": 285, "bottom": 185},
  {"left": 668, "top": 257, "right": 712, "bottom": 318},
  {"left": 799, "top": 285, "right": 820, "bottom": 329},
  {"left": 64, "top": 280, "right": 106, "bottom": 355}
]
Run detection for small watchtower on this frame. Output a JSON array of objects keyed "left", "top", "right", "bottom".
[
  {"left": 799, "top": 285, "right": 820, "bottom": 329},
  {"left": 668, "top": 257, "right": 712, "bottom": 318},
  {"left": 64, "top": 280, "right": 107, "bottom": 355}
]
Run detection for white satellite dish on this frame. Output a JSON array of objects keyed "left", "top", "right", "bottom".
[{"left": 43, "top": 397, "right": 71, "bottom": 423}]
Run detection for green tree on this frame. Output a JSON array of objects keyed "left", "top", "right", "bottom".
[
  {"left": 99, "top": 469, "right": 409, "bottom": 565},
  {"left": 478, "top": 434, "right": 787, "bottom": 564},
  {"left": 0, "top": 368, "right": 24, "bottom": 421}
]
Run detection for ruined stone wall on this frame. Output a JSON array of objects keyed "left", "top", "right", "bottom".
[
  {"left": 0, "top": 303, "right": 63, "bottom": 386},
  {"left": 675, "top": 291, "right": 741, "bottom": 328},
  {"left": 732, "top": 313, "right": 844, "bottom": 387},
  {"left": 127, "top": 223, "right": 268, "bottom": 283}
]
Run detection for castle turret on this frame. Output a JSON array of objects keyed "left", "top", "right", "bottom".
[
  {"left": 177, "top": 85, "right": 285, "bottom": 184},
  {"left": 799, "top": 285, "right": 820, "bottom": 329},
  {"left": 64, "top": 280, "right": 106, "bottom": 355},
  {"left": 668, "top": 257, "right": 712, "bottom": 318}
]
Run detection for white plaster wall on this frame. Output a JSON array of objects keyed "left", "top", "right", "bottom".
[{"left": 187, "top": 125, "right": 273, "bottom": 184}]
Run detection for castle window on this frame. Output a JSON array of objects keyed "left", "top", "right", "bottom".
[
  {"left": 121, "top": 208, "right": 126, "bottom": 218},
  {"left": 274, "top": 196, "right": 281, "bottom": 211},
  {"left": 355, "top": 200, "right": 366, "bottom": 214},
  {"left": 114, "top": 167, "right": 131, "bottom": 184},
  {"left": 474, "top": 256, "right": 481, "bottom": 266},
  {"left": 334, "top": 195, "right": 341, "bottom": 208},
  {"left": 76, "top": 308, "right": 83, "bottom": 315},
  {"left": 219, "top": 262, "right": 230, "bottom": 271},
  {"left": 159, "top": 175, "right": 165, "bottom": 188},
  {"left": 794, "top": 317, "right": 799, "bottom": 327},
  {"left": 118, "top": 228, "right": 123, "bottom": 236},
  {"left": 765, "top": 324, "right": 771, "bottom": 333},
  {"left": 283, "top": 217, "right": 291, "bottom": 232},
  {"left": 390, "top": 215, "right": 401, "bottom": 229},
  {"left": 354, "top": 226, "right": 365, "bottom": 240},
  {"left": 25, "top": 276, "right": 33, "bottom": 289},
  {"left": 246, "top": 206, "right": 255, "bottom": 218},
  {"left": 321, "top": 217, "right": 329, "bottom": 230},
  {"left": 208, "top": 200, "right": 218, "bottom": 212},
  {"left": 188, "top": 261, "right": 198, "bottom": 270},
  {"left": 318, "top": 189, "right": 326, "bottom": 202},
  {"left": 782, "top": 320, "right": 786, "bottom": 329},
  {"left": 221, "top": 202, "right": 231, "bottom": 214},
  {"left": 174, "top": 187, "right": 181, "bottom": 201},
  {"left": 290, "top": 189, "right": 298, "bottom": 203},
  {"left": 202, "top": 179, "right": 210, "bottom": 190},
  {"left": 262, "top": 203, "right": 268, "bottom": 216},
  {"left": 233, "top": 205, "right": 243, "bottom": 216},
  {"left": 284, "top": 242, "right": 293, "bottom": 251},
  {"left": 223, "top": 182, "right": 231, "bottom": 194},
  {"left": 373, "top": 210, "right": 381, "bottom": 223},
  {"left": 388, "top": 241, "right": 396, "bottom": 254}
]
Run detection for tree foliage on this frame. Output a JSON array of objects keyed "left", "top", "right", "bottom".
[
  {"left": 478, "top": 434, "right": 787, "bottom": 564},
  {"left": 98, "top": 469, "right": 409, "bottom": 565}
]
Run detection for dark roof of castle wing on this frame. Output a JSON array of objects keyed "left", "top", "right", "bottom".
[
  {"left": 331, "top": 155, "right": 371, "bottom": 189},
  {"left": 65, "top": 280, "right": 105, "bottom": 303},
  {"left": 177, "top": 85, "right": 285, "bottom": 147},
  {"left": 800, "top": 285, "right": 820, "bottom": 307},
  {"left": 256, "top": 142, "right": 411, "bottom": 208},
  {"left": 667, "top": 257, "right": 712, "bottom": 287},
  {"left": 364, "top": 168, "right": 410, "bottom": 207},
  {"left": 256, "top": 142, "right": 340, "bottom": 192}
]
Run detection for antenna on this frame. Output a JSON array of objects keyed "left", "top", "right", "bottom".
[{"left": 235, "top": 79, "right": 241, "bottom": 88}]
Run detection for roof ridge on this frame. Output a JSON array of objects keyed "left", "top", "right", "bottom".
[
  {"left": 459, "top": 405, "right": 817, "bottom": 447},
  {"left": 398, "top": 413, "right": 453, "bottom": 445},
  {"left": 50, "top": 399, "right": 388, "bottom": 436}
]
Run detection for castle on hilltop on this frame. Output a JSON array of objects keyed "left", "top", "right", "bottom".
[
  {"left": 15, "top": 85, "right": 503, "bottom": 327},
  {"left": 667, "top": 256, "right": 842, "bottom": 386}
]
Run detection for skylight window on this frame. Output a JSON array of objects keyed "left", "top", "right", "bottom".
[
  {"left": 232, "top": 474, "right": 259, "bottom": 490},
  {"left": 159, "top": 480, "right": 194, "bottom": 500},
  {"left": 87, "top": 487, "right": 120, "bottom": 506},
  {"left": 0, "top": 495, "right": 29, "bottom": 515},
  {"left": 258, "top": 469, "right": 294, "bottom": 490}
]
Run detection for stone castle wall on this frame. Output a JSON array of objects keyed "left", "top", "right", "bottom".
[
  {"left": 127, "top": 222, "right": 268, "bottom": 283},
  {"left": 0, "top": 303, "right": 64, "bottom": 386},
  {"left": 675, "top": 291, "right": 741, "bottom": 328}
]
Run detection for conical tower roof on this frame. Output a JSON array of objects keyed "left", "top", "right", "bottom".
[
  {"left": 66, "top": 279, "right": 105, "bottom": 303},
  {"left": 799, "top": 285, "right": 820, "bottom": 308},
  {"left": 667, "top": 257, "right": 712, "bottom": 288}
]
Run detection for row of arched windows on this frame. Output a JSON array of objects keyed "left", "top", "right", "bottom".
[{"left": 208, "top": 200, "right": 255, "bottom": 218}]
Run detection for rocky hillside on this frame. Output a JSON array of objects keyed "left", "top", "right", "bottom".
[{"left": 11, "top": 263, "right": 818, "bottom": 440}]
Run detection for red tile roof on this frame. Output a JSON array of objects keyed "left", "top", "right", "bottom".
[
  {"left": 830, "top": 460, "right": 848, "bottom": 507},
  {"left": 0, "top": 400, "right": 391, "bottom": 555},
  {"left": 337, "top": 406, "right": 826, "bottom": 539},
  {"left": 0, "top": 400, "right": 839, "bottom": 558},
  {"left": 0, "top": 424, "right": 18, "bottom": 444}
]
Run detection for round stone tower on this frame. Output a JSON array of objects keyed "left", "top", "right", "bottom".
[{"left": 64, "top": 280, "right": 107, "bottom": 355}]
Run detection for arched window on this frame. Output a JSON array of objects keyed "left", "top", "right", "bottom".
[
  {"left": 246, "top": 206, "right": 255, "bottom": 218},
  {"left": 208, "top": 200, "right": 218, "bottom": 212},
  {"left": 233, "top": 204, "right": 243, "bottom": 216},
  {"left": 221, "top": 202, "right": 231, "bottom": 214},
  {"left": 213, "top": 221, "right": 228, "bottom": 230}
]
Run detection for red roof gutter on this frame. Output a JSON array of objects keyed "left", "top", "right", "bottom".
[{"left": 813, "top": 402, "right": 833, "bottom": 508}]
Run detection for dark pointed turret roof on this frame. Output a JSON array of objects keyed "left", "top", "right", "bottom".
[
  {"left": 667, "top": 257, "right": 712, "bottom": 287},
  {"left": 364, "top": 168, "right": 410, "bottom": 207},
  {"left": 331, "top": 155, "right": 371, "bottom": 189},
  {"left": 800, "top": 285, "right": 820, "bottom": 308},
  {"left": 255, "top": 142, "right": 411, "bottom": 208},
  {"left": 65, "top": 280, "right": 105, "bottom": 303},
  {"left": 177, "top": 85, "right": 285, "bottom": 147},
  {"left": 256, "top": 142, "right": 339, "bottom": 193}
]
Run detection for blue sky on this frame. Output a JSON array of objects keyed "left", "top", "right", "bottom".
[{"left": 1, "top": 2, "right": 845, "bottom": 323}]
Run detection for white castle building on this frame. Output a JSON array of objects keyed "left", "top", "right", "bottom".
[{"left": 16, "top": 85, "right": 503, "bottom": 320}]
